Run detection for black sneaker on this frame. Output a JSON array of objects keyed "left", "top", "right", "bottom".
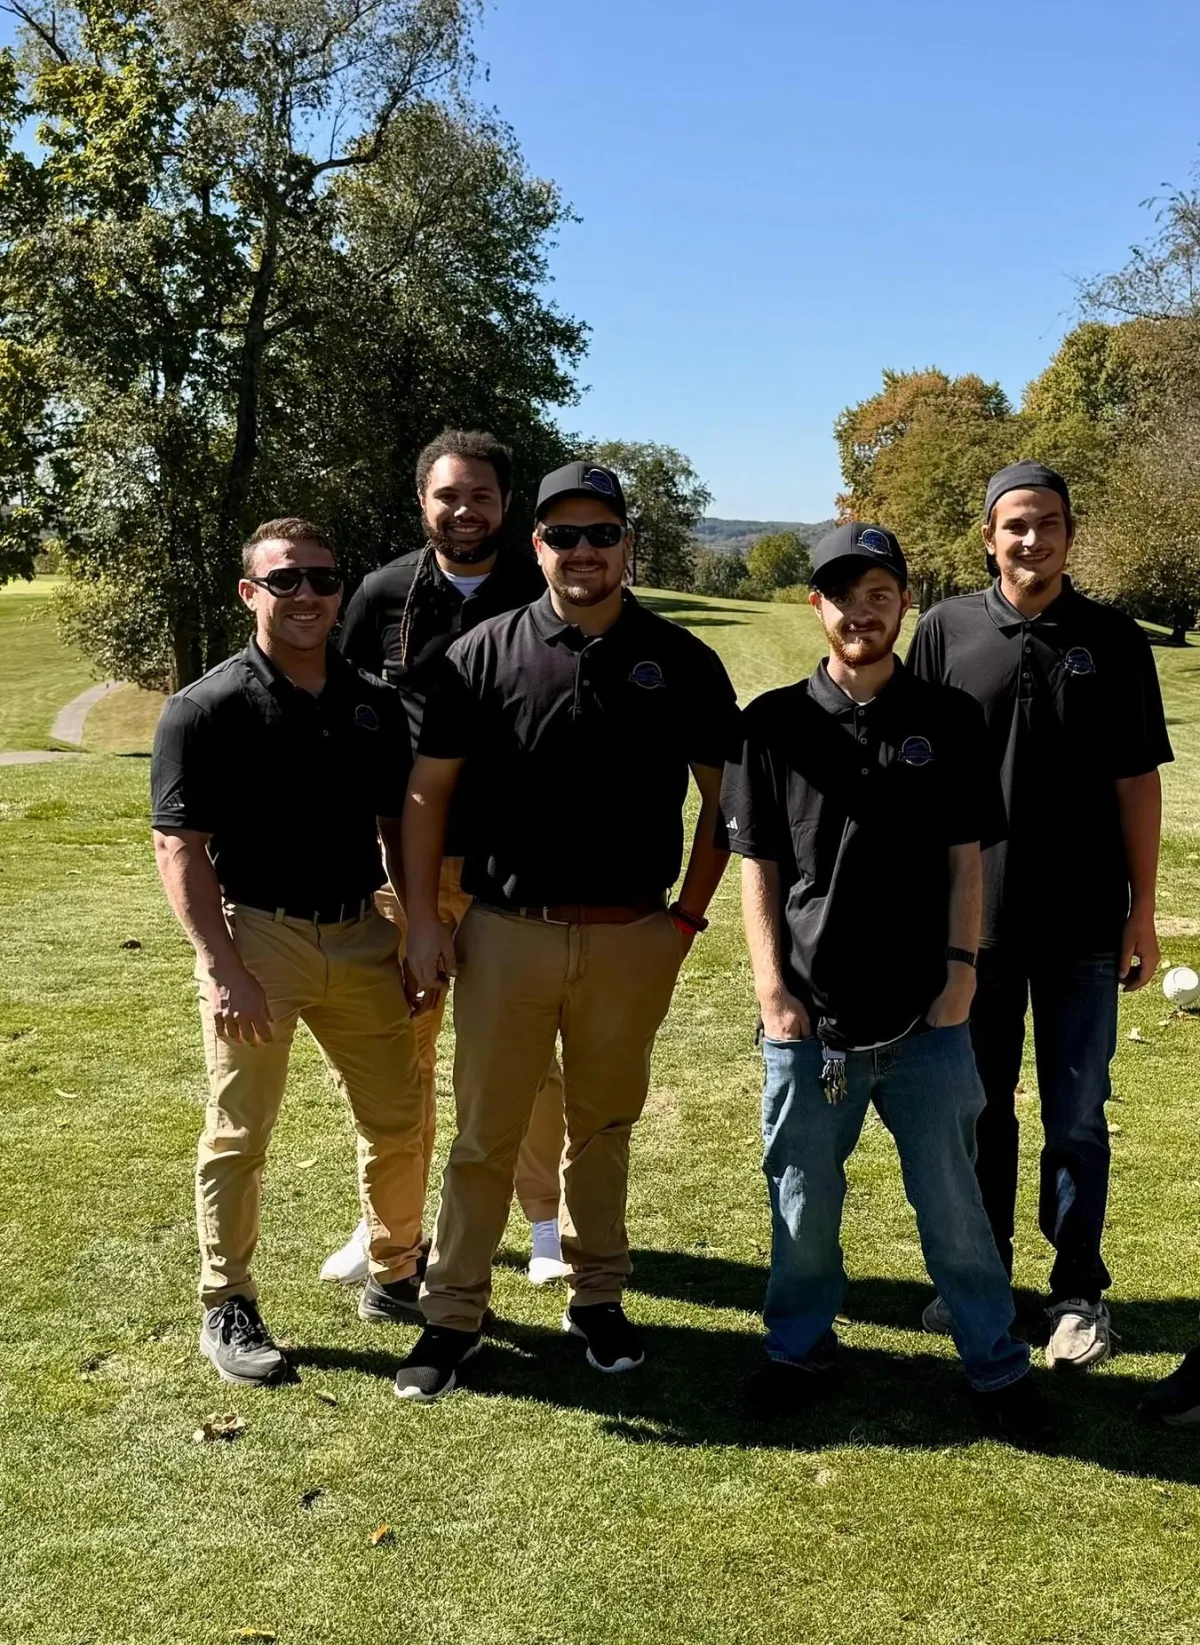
[
  {"left": 199, "top": 1297, "right": 287, "bottom": 1387},
  {"left": 562, "top": 1302, "right": 644, "bottom": 1372},
  {"left": 971, "top": 1376, "right": 1058, "bottom": 1446},
  {"left": 393, "top": 1326, "right": 481, "bottom": 1402},
  {"left": 1141, "top": 1345, "right": 1200, "bottom": 1426},
  {"left": 744, "top": 1356, "right": 836, "bottom": 1419},
  {"left": 358, "top": 1273, "right": 424, "bottom": 1323}
]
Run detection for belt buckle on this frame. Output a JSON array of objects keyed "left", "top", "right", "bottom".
[{"left": 541, "top": 905, "right": 572, "bottom": 926}]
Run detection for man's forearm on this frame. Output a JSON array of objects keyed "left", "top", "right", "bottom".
[
  {"left": 152, "top": 831, "right": 240, "bottom": 975},
  {"left": 1117, "top": 769, "right": 1162, "bottom": 914},
  {"left": 740, "top": 857, "right": 788, "bottom": 1002},
  {"left": 379, "top": 816, "right": 405, "bottom": 906},
  {"left": 400, "top": 757, "right": 458, "bottom": 924},
  {"left": 946, "top": 841, "right": 982, "bottom": 955},
  {"left": 676, "top": 790, "right": 730, "bottom": 920}
]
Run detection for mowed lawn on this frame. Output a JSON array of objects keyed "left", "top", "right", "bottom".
[{"left": 2, "top": 584, "right": 1200, "bottom": 1644}]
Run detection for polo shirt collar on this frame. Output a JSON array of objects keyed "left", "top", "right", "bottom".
[
  {"left": 984, "top": 575, "right": 1080, "bottom": 634},
  {"left": 527, "top": 587, "right": 643, "bottom": 648},
  {"left": 808, "top": 655, "right": 908, "bottom": 718},
  {"left": 245, "top": 636, "right": 349, "bottom": 696}
]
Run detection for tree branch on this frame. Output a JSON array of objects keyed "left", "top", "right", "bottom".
[{"left": 2, "top": 1, "right": 70, "bottom": 64}]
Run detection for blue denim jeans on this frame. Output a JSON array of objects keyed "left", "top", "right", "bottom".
[
  {"left": 969, "top": 950, "right": 1119, "bottom": 1303},
  {"left": 761, "top": 1024, "right": 1030, "bottom": 1392}
]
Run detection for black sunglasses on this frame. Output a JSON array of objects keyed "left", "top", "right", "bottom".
[
  {"left": 537, "top": 523, "right": 625, "bottom": 550},
  {"left": 247, "top": 566, "right": 343, "bottom": 597}
]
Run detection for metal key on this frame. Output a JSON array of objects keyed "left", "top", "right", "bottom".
[{"left": 820, "top": 1046, "right": 848, "bottom": 1104}]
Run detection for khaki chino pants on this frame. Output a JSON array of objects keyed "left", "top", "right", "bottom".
[
  {"left": 375, "top": 857, "right": 565, "bottom": 1221},
  {"left": 421, "top": 906, "right": 685, "bottom": 1331},
  {"left": 196, "top": 904, "right": 426, "bottom": 1308}
]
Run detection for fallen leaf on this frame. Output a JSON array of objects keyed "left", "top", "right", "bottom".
[
  {"left": 369, "top": 1523, "right": 394, "bottom": 1547},
  {"left": 53, "top": 1088, "right": 80, "bottom": 1099},
  {"left": 815, "top": 1468, "right": 836, "bottom": 1486},
  {"left": 232, "top": 1632, "right": 276, "bottom": 1642},
  {"left": 313, "top": 1389, "right": 338, "bottom": 1407},
  {"left": 193, "top": 1412, "right": 245, "bottom": 1443},
  {"left": 120, "top": 938, "right": 143, "bottom": 950},
  {"left": 1014, "top": 1081, "right": 1026, "bottom": 1096},
  {"left": 300, "top": 1486, "right": 325, "bottom": 1510},
  {"left": 295, "top": 1157, "right": 317, "bottom": 1169},
  {"left": 1129, "top": 1027, "right": 1147, "bottom": 1043}
]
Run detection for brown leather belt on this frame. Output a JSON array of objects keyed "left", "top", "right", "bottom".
[{"left": 481, "top": 897, "right": 665, "bottom": 926}]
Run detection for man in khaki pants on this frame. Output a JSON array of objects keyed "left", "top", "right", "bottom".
[
  {"left": 150, "top": 517, "right": 429, "bottom": 1386},
  {"left": 396, "top": 460, "right": 738, "bottom": 1401},
  {"left": 326, "top": 429, "right": 568, "bottom": 1287}
]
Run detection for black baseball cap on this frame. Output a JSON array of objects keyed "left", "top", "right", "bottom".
[
  {"left": 810, "top": 522, "right": 907, "bottom": 592},
  {"left": 535, "top": 460, "right": 627, "bottom": 522},
  {"left": 984, "top": 460, "right": 1072, "bottom": 523}
]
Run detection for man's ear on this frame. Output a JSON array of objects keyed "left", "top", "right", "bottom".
[
  {"left": 807, "top": 589, "right": 823, "bottom": 613},
  {"left": 900, "top": 587, "right": 913, "bottom": 616},
  {"left": 502, "top": 491, "right": 513, "bottom": 514},
  {"left": 237, "top": 579, "right": 258, "bottom": 614}
]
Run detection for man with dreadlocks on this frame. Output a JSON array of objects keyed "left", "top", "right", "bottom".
[{"left": 321, "top": 430, "right": 570, "bottom": 1301}]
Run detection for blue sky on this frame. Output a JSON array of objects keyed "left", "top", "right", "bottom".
[{"left": 473, "top": 0, "right": 1200, "bottom": 518}]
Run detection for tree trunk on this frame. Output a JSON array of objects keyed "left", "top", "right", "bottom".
[
  {"left": 216, "top": 206, "right": 281, "bottom": 570},
  {"left": 171, "top": 603, "right": 205, "bottom": 692}
]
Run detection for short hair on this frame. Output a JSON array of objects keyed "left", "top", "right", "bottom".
[
  {"left": 415, "top": 429, "right": 513, "bottom": 500},
  {"left": 242, "top": 517, "right": 335, "bottom": 575}
]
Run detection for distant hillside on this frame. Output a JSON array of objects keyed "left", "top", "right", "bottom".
[{"left": 695, "top": 517, "right": 836, "bottom": 555}]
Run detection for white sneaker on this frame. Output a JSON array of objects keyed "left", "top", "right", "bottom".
[
  {"left": 1045, "top": 1298, "right": 1114, "bottom": 1370},
  {"left": 528, "top": 1219, "right": 571, "bottom": 1286},
  {"left": 921, "top": 1294, "right": 954, "bottom": 1335},
  {"left": 319, "top": 1217, "right": 369, "bottom": 1285}
]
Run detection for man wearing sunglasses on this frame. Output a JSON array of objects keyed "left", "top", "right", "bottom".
[
  {"left": 150, "top": 517, "right": 429, "bottom": 1386},
  {"left": 393, "top": 461, "right": 738, "bottom": 1401},
  {"left": 326, "top": 429, "right": 569, "bottom": 1292}
]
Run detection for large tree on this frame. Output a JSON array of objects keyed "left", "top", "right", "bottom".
[{"left": 588, "top": 439, "right": 711, "bottom": 591}]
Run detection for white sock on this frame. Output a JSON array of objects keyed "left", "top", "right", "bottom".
[{"left": 530, "top": 1219, "right": 562, "bottom": 1260}]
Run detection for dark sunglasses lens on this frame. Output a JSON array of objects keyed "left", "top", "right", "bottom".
[
  {"left": 541, "top": 523, "right": 623, "bottom": 550},
  {"left": 584, "top": 524, "right": 624, "bottom": 548},
  {"left": 541, "top": 525, "right": 582, "bottom": 549},
  {"left": 304, "top": 569, "right": 343, "bottom": 595},
  {"left": 264, "top": 567, "right": 341, "bottom": 596}
]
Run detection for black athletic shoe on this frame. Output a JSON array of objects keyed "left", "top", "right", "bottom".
[
  {"left": 971, "top": 1376, "right": 1058, "bottom": 1446},
  {"left": 358, "top": 1273, "right": 424, "bottom": 1323},
  {"left": 415, "top": 1238, "right": 431, "bottom": 1282},
  {"left": 562, "top": 1302, "right": 644, "bottom": 1372},
  {"left": 1141, "top": 1345, "right": 1200, "bottom": 1427},
  {"left": 744, "top": 1356, "right": 836, "bottom": 1420},
  {"left": 199, "top": 1297, "right": 287, "bottom": 1387},
  {"left": 393, "top": 1326, "right": 482, "bottom": 1402}
]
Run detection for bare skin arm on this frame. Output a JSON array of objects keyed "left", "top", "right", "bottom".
[
  {"left": 673, "top": 762, "right": 731, "bottom": 953},
  {"left": 401, "top": 754, "right": 464, "bottom": 1005},
  {"left": 152, "top": 828, "right": 273, "bottom": 1045},
  {"left": 925, "top": 840, "right": 980, "bottom": 1028},
  {"left": 740, "top": 856, "right": 812, "bottom": 1041},
  {"left": 1116, "top": 769, "right": 1162, "bottom": 992},
  {"left": 378, "top": 815, "right": 405, "bottom": 909}
]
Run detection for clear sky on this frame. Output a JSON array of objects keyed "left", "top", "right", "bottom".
[{"left": 473, "top": 0, "right": 1200, "bottom": 519}]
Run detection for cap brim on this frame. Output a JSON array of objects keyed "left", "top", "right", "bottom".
[
  {"left": 535, "top": 489, "right": 626, "bottom": 521},
  {"left": 811, "top": 553, "right": 905, "bottom": 591}
]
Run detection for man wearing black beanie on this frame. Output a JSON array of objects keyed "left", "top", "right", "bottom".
[{"left": 907, "top": 461, "right": 1172, "bottom": 1372}]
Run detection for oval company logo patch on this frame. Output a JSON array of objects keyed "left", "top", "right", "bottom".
[
  {"left": 899, "top": 735, "right": 934, "bottom": 767},
  {"left": 630, "top": 660, "right": 665, "bottom": 689},
  {"left": 353, "top": 703, "right": 380, "bottom": 730},
  {"left": 584, "top": 466, "right": 616, "bottom": 496},
  {"left": 858, "top": 527, "right": 891, "bottom": 555},
  {"left": 1064, "top": 647, "right": 1096, "bottom": 676}
]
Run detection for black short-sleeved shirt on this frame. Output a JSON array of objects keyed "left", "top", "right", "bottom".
[
  {"left": 418, "top": 590, "right": 739, "bottom": 907},
  {"left": 721, "top": 659, "right": 1003, "bottom": 1050},
  {"left": 907, "top": 578, "right": 1173, "bottom": 953},
  {"left": 150, "top": 640, "right": 411, "bottom": 913}
]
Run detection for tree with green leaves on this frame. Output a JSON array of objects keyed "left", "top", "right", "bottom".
[
  {"left": 692, "top": 545, "right": 748, "bottom": 598},
  {"left": 588, "top": 440, "right": 711, "bottom": 591},
  {"left": 744, "top": 529, "right": 810, "bottom": 595}
]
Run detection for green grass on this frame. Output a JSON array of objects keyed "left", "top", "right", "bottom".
[
  {"left": 3, "top": 590, "right": 1200, "bottom": 1643},
  {"left": 84, "top": 683, "right": 169, "bottom": 756},
  {"left": 0, "top": 577, "right": 99, "bottom": 752}
]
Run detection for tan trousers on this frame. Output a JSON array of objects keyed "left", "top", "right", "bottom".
[
  {"left": 375, "top": 858, "right": 565, "bottom": 1222},
  {"left": 421, "top": 906, "right": 685, "bottom": 1331},
  {"left": 196, "top": 905, "right": 426, "bottom": 1308}
]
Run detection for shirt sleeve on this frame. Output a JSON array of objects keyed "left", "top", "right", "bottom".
[
  {"left": 416, "top": 642, "right": 484, "bottom": 760},
  {"left": 718, "top": 709, "right": 787, "bottom": 860},
  {"left": 905, "top": 611, "right": 943, "bottom": 682},
  {"left": 942, "top": 693, "right": 1007, "bottom": 850},
  {"left": 337, "top": 576, "right": 384, "bottom": 676},
  {"left": 373, "top": 688, "right": 414, "bottom": 816},
  {"left": 150, "top": 697, "right": 219, "bottom": 833},
  {"left": 685, "top": 644, "right": 740, "bottom": 770},
  {"left": 1109, "top": 624, "right": 1174, "bottom": 779}
]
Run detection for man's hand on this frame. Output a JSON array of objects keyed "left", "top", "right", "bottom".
[
  {"left": 206, "top": 962, "right": 273, "bottom": 1046},
  {"left": 1120, "top": 907, "right": 1160, "bottom": 993},
  {"left": 925, "top": 966, "right": 976, "bottom": 1029},
  {"left": 759, "top": 986, "right": 812, "bottom": 1042},
  {"left": 405, "top": 915, "right": 458, "bottom": 1006}
]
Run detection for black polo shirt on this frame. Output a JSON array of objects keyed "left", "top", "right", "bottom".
[
  {"left": 418, "top": 590, "right": 739, "bottom": 907},
  {"left": 150, "top": 640, "right": 411, "bottom": 914},
  {"left": 721, "top": 659, "right": 1003, "bottom": 1049},
  {"left": 907, "top": 578, "right": 1173, "bottom": 953}
]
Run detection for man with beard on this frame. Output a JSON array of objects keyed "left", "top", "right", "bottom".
[
  {"left": 393, "top": 460, "right": 737, "bottom": 1401},
  {"left": 723, "top": 523, "right": 1044, "bottom": 1437},
  {"left": 324, "top": 430, "right": 570, "bottom": 1296},
  {"left": 908, "top": 462, "right": 1171, "bottom": 1370}
]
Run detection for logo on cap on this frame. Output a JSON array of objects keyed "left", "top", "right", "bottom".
[
  {"left": 858, "top": 527, "right": 891, "bottom": 556},
  {"left": 353, "top": 703, "right": 380, "bottom": 731},
  {"left": 584, "top": 466, "right": 616, "bottom": 496},
  {"left": 1064, "top": 647, "right": 1095, "bottom": 677},
  {"left": 630, "top": 660, "right": 665, "bottom": 690},
  {"left": 899, "top": 735, "right": 934, "bottom": 767}
]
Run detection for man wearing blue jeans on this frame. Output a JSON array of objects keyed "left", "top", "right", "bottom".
[
  {"left": 908, "top": 462, "right": 1172, "bottom": 1370},
  {"left": 723, "top": 522, "right": 1046, "bottom": 1438}
]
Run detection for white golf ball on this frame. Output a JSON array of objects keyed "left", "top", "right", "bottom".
[{"left": 1163, "top": 965, "right": 1200, "bottom": 1006}]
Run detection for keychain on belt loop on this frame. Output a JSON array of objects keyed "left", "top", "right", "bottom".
[{"left": 820, "top": 1045, "right": 847, "bottom": 1104}]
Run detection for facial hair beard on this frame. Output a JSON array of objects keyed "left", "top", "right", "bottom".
[
  {"left": 427, "top": 520, "right": 505, "bottom": 567},
  {"left": 545, "top": 559, "right": 624, "bottom": 608},
  {"left": 827, "top": 608, "right": 902, "bottom": 667}
]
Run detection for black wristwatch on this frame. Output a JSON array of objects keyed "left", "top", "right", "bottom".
[{"left": 946, "top": 946, "right": 977, "bottom": 968}]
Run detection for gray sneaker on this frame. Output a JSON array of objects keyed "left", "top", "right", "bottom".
[
  {"left": 921, "top": 1294, "right": 954, "bottom": 1335},
  {"left": 1045, "top": 1298, "right": 1114, "bottom": 1370},
  {"left": 199, "top": 1297, "right": 287, "bottom": 1386}
]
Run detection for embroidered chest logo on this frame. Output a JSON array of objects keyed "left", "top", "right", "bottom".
[
  {"left": 1063, "top": 647, "right": 1096, "bottom": 677},
  {"left": 630, "top": 660, "right": 665, "bottom": 689},
  {"left": 899, "top": 735, "right": 934, "bottom": 767},
  {"left": 353, "top": 703, "right": 380, "bottom": 730}
]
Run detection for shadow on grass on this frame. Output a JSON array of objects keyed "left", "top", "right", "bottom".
[{"left": 636, "top": 592, "right": 754, "bottom": 629}]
